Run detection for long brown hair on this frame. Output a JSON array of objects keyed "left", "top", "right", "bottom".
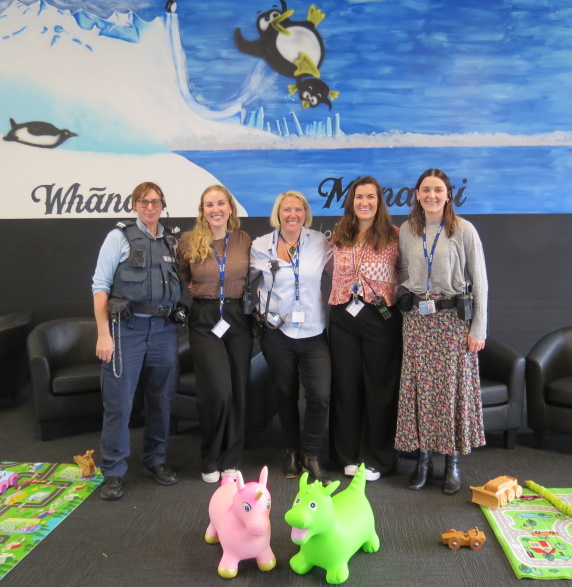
[
  {"left": 179, "top": 185, "right": 240, "bottom": 264},
  {"left": 408, "top": 169, "right": 458, "bottom": 237},
  {"left": 332, "top": 176, "right": 397, "bottom": 251}
]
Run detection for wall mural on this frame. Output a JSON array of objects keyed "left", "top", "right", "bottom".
[{"left": 1, "top": 0, "right": 571, "bottom": 220}]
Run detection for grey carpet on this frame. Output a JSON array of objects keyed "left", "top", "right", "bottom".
[{"left": 1, "top": 394, "right": 571, "bottom": 587}]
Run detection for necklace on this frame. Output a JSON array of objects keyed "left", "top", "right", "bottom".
[{"left": 280, "top": 234, "right": 299, "bottom": 256}]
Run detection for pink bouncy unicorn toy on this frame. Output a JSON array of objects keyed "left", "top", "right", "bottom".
[{"left": 205, "top": 466, "right": 276, "bottom": 578}]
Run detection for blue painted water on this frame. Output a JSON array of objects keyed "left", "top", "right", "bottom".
[{"left": 178, "top": 146, "right": 572, "bottom": 216}]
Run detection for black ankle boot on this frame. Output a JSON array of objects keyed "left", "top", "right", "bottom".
[
  {"left": 408, "top": 450, "right": 433, "bottom": 490},
  {"left": 283, "top": 449, "right": 301, "bottom": 479},
  {"left": 302, "top": 455, "right": 332, "bottom": 485},
  {"left": 443, "top": 454, "right": 461, "bottom": 495}
]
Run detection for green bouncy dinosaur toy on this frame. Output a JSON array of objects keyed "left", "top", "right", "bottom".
[{"left": 284, "top": 463, "right": 380, "bottom": 584}]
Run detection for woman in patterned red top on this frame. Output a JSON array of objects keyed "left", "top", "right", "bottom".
[{"left": 328, "top": 176, "right": 402, "bottom": 482}]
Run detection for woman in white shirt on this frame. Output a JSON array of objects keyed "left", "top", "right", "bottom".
[{"left": 250, "top": 190, "right": 333, "bottom": 484}]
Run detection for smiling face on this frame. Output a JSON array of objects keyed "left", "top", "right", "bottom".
[
  {"left": 416, "top": 176, "right": 449, "bottom": 221},
  {"left": 353, "top": 183, "right": 379, "bottom": 228},
  {"left": 202, "top": 189, "right": 231, "bottom": 235},
  {"left": 279, "top": 195, "right": 306, "bottom": 239},
  {"left": 134, "top": 188, "right": 163, "bottom": 230}
]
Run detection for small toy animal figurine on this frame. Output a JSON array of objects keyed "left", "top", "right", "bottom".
[
  {"left": 73, "top": 450, "right": 96, "bottom": 477},
  {"left": 285, "top": 463, "right": 379, "bottom": 584},
  {"left": 205, "top": 466, "right": 276, "bottom": 578}
]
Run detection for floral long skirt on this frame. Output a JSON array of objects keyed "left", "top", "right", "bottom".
[{"left": 394, "top": 303, "right": 485, "bottom": 456}]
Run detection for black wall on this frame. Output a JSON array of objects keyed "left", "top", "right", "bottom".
[{"left": 2, "top": 214, "right": 570, "bottom": 356}]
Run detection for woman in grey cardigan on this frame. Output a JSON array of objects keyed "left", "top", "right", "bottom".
[{"left": 394, "top": 168, "right": 488, "bottom": 495}]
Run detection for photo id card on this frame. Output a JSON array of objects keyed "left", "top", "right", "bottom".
[
  {"left": 292, "top": 311, "right": 305, "bottom": 324},
  {"left": 418, "top": 300, "right": 436, "bottom": 315},
  {"left": 211, "top": 318, "right": 231, "bottom": 338},
  {"left": 346, "top": 298, "right": 364, "bottom": 317}
]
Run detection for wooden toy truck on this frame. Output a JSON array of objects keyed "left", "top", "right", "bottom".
[
  {"left": 441, "top": 527, "right": 486, "bottom": 551},
  {"left": 470, "top": 475, "right": 523, "bottom": 509}
]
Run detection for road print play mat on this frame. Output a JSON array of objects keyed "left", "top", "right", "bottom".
[
  {"left": 0, "top": 461, "right": 103, "bottom": 580},
  {"left": 480, "top": 488, "right": 572, "bottom": 579}
]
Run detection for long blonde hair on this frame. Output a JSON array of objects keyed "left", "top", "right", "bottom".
[{"left": 180, "top": 185, "right": 240, "bottom": 264}]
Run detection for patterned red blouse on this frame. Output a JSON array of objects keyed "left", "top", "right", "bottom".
[{"left": 328, "top": 228, "right": 400, "bottom": 306}]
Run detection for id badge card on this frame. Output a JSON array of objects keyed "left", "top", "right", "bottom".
[
  {"left": 346, "top": 298, "right": 364, "bottom": 317},
  {"left": 292, "top": 311, "right": 305, "bottom": 324},
  {"left": 211, "top": 318, "right": 231, "bottom": 338},
  {"left": 419, "top": 300, "right": 436, "bottom": 315}
]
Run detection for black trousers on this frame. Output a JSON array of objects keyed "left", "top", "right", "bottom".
[
  {"left": 260, "top": 328, "right": 331, "bottom": 457},
  {"left": 329, "top": 302, "right": 403, "bottom": 474},
  {"left": 188, "top": 299, "right": 253, "bottom": 473}
]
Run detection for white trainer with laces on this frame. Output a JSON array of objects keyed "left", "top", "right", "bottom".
[
  {"left": 221, "top": 468, "right": 238, "bottom": 480},
  {"left": 201, "top": 470, "right": 221, "bottom": 483},
  {"left": 344, "top": 464, "right": 381, "bottom": 482}
]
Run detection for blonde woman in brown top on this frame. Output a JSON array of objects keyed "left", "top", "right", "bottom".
[{"left": 177, "top": 185, "right": 252, "bottom": 483}]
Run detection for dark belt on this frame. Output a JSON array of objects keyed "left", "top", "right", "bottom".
[
  {"left": 130, "top": 303, "right": 174, "bottom": 317},
  {"left": 411, "top": 295, "right": 457, "bottom": 311}
]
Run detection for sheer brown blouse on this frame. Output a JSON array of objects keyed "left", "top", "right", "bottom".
[{"left": 177, "top": 230, "right": 251, "bottom": 299}]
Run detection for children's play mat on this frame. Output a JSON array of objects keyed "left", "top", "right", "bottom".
[
  {"left": 0, "top": 461, "right": 102, "bottom": 580},
  {"left": 480, "top": 488, "right": 572, "bottom": 579}
]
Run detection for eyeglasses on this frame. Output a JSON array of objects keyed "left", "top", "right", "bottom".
[{"left": 137, "top": 199, "right": 163, "bottom": 209}]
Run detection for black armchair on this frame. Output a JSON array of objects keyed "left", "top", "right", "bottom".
[
  {"left": 28, "top": 318, "right": 104, "bottom": 440},
  {"left": 170, "top": 334, "right": 276, "bottom": 448},
  {"left": 526, "top": 326, "right": 572, "bottom": 448},
  {"left": 28, "top": 317, "right": 145, "bottom": 441},
  {"left": 0, "top": 312, "right": 34, "bottom": 408},
  {"left": 479, "top": 337, "right": 525, "bottom": 449}
]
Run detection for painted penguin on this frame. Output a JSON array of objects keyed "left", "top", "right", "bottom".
[
  {"left": 235, "top": 1, "right": 326, "bottom": 79},
  {"left": 3, "top": 118, "right": 77, "bottom": 148},
  {"left": 165, "top": 0, "right": 177, "bottom": 13},
  {"left": 288, "top": 76, "right": 339, "bottom": 109}
]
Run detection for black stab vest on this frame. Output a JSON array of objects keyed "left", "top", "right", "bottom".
[{"left": 109, "top": 221, "right": 182, "bottom": 308}]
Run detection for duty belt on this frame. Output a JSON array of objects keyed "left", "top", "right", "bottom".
[
  {"left": 411, "top": 295, "right": 457, "bottom": 311},
  {"left": 129, "top": 303, "right": 174, "bottom": 317}
]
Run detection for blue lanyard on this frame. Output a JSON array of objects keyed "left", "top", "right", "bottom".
[
  {"left": 279, "top": 233, "right": 300, "bottom": 304},
  {"left": 422, "top": 221, "right": 444, "bottom": 297},
  {"left": 212, "top": 233, "right": 229, "bottom": 318}
]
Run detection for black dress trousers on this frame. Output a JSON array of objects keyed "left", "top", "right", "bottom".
[{"left": 329, "top": 301, "right": 403, "bottom": 475}]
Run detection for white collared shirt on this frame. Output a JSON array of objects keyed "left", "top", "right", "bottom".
[{"left": 250, "top": 228, "right": 333, "bottom": 339}]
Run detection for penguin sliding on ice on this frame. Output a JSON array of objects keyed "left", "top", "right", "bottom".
[
  {"left": 235, "top": 1, "right": 338, "bottom": 108},
  {"left": 165, "top": 0, "right": 177, "bottom": 13},
  {"left": 3, "top": 118, "right": 78, "bottom": 148},
  {"left": 288, "top": 76, "right": 339, "bottom": 110}
]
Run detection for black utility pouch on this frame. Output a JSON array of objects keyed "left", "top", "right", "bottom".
[
  {"left": 396, "top": 288, "right": 413, "bottom": 313},
  {"left": 456, "top": 293, "right": 474, "bottom": 321},
  {"left": 171, "top": 303, "right": 189, "bottom": 325},
  {"left": 107, "top": 298, "right": 133, "bottom": 320}
]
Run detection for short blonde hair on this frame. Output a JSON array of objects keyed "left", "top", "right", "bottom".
[{"left": 269, "top": 190, "right": 313, "bottom": 229}]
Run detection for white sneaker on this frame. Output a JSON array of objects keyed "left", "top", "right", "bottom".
[
  {"left": 221, "top": 468, "right": 238, "bottom": 480},
  {"left": 344, "top": 464, "right": 359, "bottom": 476},
  {"left": 201, "top": 470, "right": 221, "bottom": 483},
  {"left": 344, "top": 464, "right": 381, "bottom": 482}
]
